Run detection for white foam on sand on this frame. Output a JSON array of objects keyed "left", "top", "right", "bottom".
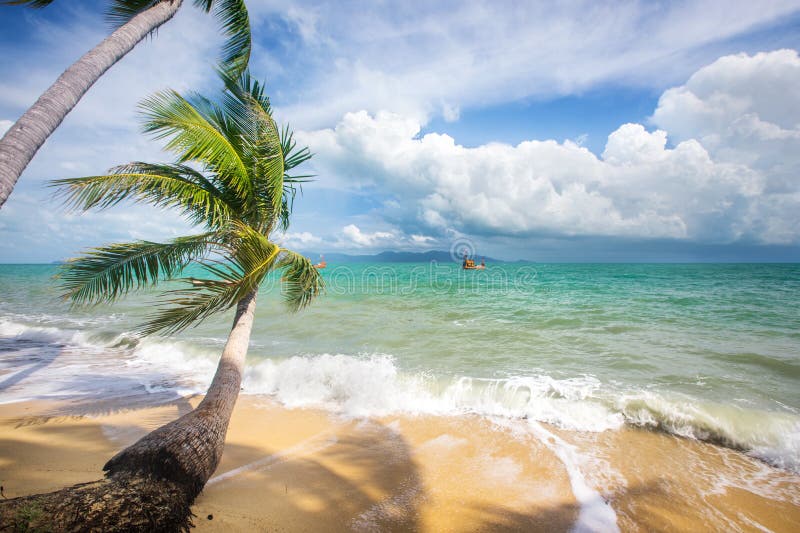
[{"left": 2, "top": 317, "right": 798, "bottom": 473}]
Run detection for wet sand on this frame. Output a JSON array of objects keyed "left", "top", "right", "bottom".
[{"left": 1, "top": 397, "right": 798, "bottom": 532}]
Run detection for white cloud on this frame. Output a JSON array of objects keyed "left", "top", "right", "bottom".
[
  {"left": 280, "top": 231, "right": 322, "bottom": 248},
  {"left": 441, "top": 102, "right": 460, "bottom": 123},
  {"left": 340, "top": 224, "right": 396, "bottom": 247},
  {"left": 410, "top": 234, "right": 436, "bottom": 245},
  {"left": 299, "top": 50, "right": 800, "bottom": 245},
  {"left": 329, "top": 224, "right": 440, "bottom": 251},
  {"left": 254, "top": 1, "right": 800, "bottom": 127},
  {"left": 650, "top": 49, "right": 800, "bottom": 243},
  {"left": 652, "top": 49, "right": 800, "bottom": 181},
  {"left": 0, "top": 120, "right": 11, "bottom": 136}
]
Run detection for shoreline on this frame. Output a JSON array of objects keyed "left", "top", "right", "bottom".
[{"left": 1, "top": 395, "right": 798, "bottom": 531}]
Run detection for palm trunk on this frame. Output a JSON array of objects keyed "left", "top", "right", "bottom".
[
  {"left": 104, "top": 287, "right": 258, "bottom": 493},
  {"left": 0, "top": 289, "right": 257, "bottom": 531},
  {"left": 0, "top": 0, "right": 184, "bottom": 209}
]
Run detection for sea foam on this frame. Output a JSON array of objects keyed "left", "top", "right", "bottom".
[
  {"left": 1, "top": 316, "right": 798, "bottom": 473},
  {"left": 241, "top": 352, "right": 800, "bottom": 472}
]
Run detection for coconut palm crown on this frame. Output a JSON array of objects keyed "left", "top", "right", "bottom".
[{"left": 51, "top": 70, "right": 322, "bottom": 334}]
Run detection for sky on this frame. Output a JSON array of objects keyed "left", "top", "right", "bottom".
[{"left": 1, "top": 0, "right": 800, "bottom": 262}]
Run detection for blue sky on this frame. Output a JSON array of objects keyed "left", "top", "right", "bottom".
[{"left": 1, "top": 0, "right": 800, "bottom": 262}]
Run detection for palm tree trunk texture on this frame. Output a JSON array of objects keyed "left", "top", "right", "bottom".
[
  {"left": 0, "top": 289, "right": 257, "bottom": 532},
  {"left": 0, "top": 0, "right": 184, "bottom": 209}
]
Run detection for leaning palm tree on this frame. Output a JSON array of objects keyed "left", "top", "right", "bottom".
[
  {"left": 0, "top": 71, "right": 322, "bottom": 531},
  {"left": 0, "top": 0, "right": 251, "bottom": 209}
]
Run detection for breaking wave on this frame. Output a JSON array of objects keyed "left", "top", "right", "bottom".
[{"left": 1, "top": 317, "right": 798, "bottom": 472}]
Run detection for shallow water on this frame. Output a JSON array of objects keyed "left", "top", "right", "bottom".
[{"left": 0, "top": 262, "right": 799, "bottom": 475}]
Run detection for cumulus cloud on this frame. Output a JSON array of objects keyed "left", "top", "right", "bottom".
[
  {"left": 280, "top": 231, "right": 322, "bottom": 248},
  {"left": 328, "top": 225, "right": 440, "bottom": 251},
  {"left": 652, "top": 49, "right": 800, "bottom": 183},
  {"left": 650, "top": 49, "right": 800, "bottom": 243},
  {"left": 340, "top": 224, "right": 396, "bottom": 247},
  {"left": 299, "top": 50, "right": 800, "bottom": 245},
  {"left": 410, "top": 234, "right": 436, "bottom": 245}
]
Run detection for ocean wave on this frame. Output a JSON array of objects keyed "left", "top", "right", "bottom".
[
  {"left": 614, "top": 393, "right": 800, "bottom": 472},
  {"left": 1, "top": 316, "right": 797, "bottom": 472},
  {"left": 0, "top": 318, "right": 212, "bottom": 404},
  {"left": 242, "top": 353, "right": 800, "bottom": 472},
  {"left": 0, "top": 317, "right": 90, "bottom": 345}
]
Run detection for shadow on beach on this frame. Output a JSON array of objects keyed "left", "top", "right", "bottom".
[
  {"left": 0, "top": 334, "right": 198, "bottom": 425},
  {"left": 0, "top": 338, "right": 65, "bottom": 393},
  {"left": 194, "top": 418, "right": 425, "bottom": 531}
]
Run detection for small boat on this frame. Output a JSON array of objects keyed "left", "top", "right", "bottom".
[
  {"left": 313, "top": 255, "right": 327, "bottom": 269},
  {"left": 461, "top": 254, "right": 486, "bottom": 270}
]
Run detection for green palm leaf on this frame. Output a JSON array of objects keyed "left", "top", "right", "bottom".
[
  {"left": 106, "top": 0, "right": 157, "bottom": 27},
  {"left": 140, "top": 90, "right": 252, "bottom": 197},
  {"left": 140, "top": 226, "right": 282, "bottom": 335},
  {"left": 59, "top": 232, "right": 218, "bottom": 305},
  {"left": 53, "top": 70, "right": 319, "bottom": 336},
  {"left": 50, "top": 163, "right": 236, "bottom": 228},
  {"left": 278, "top": 124, "right": 314, "bottom": 231},
  {"left": 205, "top": 0, "right": 251, "bottom": 75},
  {"left": 277, "top": 250, "right": 324, "bottom": 312},
  {"left": 138, "top": 275, "right": 246, "bottom": 335},
  {"left": 217, "top": 69, "right": 286, "bottom": 230}
]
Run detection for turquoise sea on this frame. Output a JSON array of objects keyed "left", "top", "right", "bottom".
[{"left": 1, "top": 262, "right": 798, "bottom": 472}]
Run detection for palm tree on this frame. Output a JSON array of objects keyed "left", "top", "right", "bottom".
[
  {"left": 0, "top": 0, "right": 251, "bottom": 209},
  {"left": 0, "top": 71, "right": 323, "bottom": 531}
]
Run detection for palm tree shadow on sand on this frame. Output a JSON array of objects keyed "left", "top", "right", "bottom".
[
  {"left": 0, "top": 338, "right": 64, "bottom": 393},
  {"left": 194, "top": 418, "right": 425, "bottom": 531},
  {"left": 0, "top": 336, "right": 196, "bottom": 426}
]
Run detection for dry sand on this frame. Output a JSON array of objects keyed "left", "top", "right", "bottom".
[{"left": 1, "top": 397, "right": 798, "bottom": 532}]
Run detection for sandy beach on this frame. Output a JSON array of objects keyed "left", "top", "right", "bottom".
[{"left": 1, "top": 395, "right": 798, "bottom": 532}]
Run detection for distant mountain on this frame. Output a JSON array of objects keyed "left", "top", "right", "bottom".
[{"left": 304, "top": 250, "right": 505, "bottom": 264}]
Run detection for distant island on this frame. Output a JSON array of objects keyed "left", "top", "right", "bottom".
[{"left": 303, "top": 250, "right": 507, "bottom": 264}]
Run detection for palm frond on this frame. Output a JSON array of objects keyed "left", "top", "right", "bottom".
[
  {"left": 219, "top": 68, "right": 270, "bottom": 118},
  {"left": 140, "top": 225, "right": 281, "bottom": 335},
  {"left": 106, "top": 0, "right": 157, "bottom": 28},
  {"left": 217, "top": 69, "right": 285, "bottom": 230},
  {"left": 59, "top": 232, "right": 218, "bottom": 306},
  {"left": 253, "top": 119, "right": 285, "bottom": 231},
  {"left": 138, "top": 275, "right": 246, "bottom": 335},
  {"left": 187, "top": 92, "right": 244, "bottom": 153},
  {"left": 3, "top": 0, "right": 56, "bottom": 7},
  {"left": 275, "top": 124, "right": 314, "bottom": 231},
  {"left": 50, "top": 164, "right": 236, "bottom": 228},
  {"left": 139, "top": 90, "right": 251, "bottom": 199},
  {"left": 280, "top": 124, "right": 313, "bottom": 174},
  {"left": 209, "top": 0, "right": 251, "bottom": 74},
  {"left": 228, "top": 222, "right": 282, "bottom": 286},
  {"left": 276, "top": 249, "right": 324, "bottom": 312}
]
